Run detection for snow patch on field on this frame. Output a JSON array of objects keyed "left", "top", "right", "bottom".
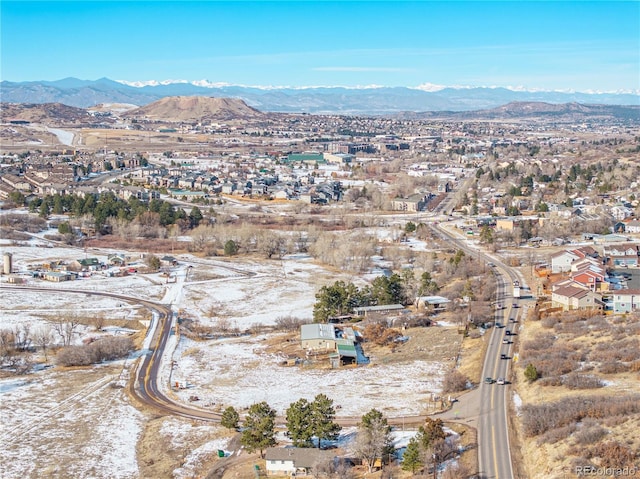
[{"left": 170, "top": 336, "right": 444, "bottom": 417}]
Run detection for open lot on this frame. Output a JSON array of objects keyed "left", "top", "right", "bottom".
[{"left": 1, "top": 240, "right": 467, "bottom": 479}]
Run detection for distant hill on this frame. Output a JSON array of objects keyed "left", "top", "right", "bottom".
[
  {"left": 395, "top": 102, "right": 640, "bottom": 121},
  {"left": 0, "top": 102, "right": 89, "bottom": 123},
  {"left": 123, "top": 96, "right": 264, "bottom": 122},
  {"left": 1, "top": 77, "right": 638, "bottom": 114}
]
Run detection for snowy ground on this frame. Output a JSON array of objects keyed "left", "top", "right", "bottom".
[
  {"left": 170, "top": 335, "right": 445, "bottom": 417},
  {"left": 0, "top": 365, "right": 143, "bottom": 479},
  {"left": 2, "top": 239, "right": 454, "bottom": 478}
]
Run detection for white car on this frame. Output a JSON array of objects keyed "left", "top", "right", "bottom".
[{"left": 497, "top": 378, "right": 505, "bottom": 385}]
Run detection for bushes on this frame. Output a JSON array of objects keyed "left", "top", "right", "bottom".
[
  {"left": 57, "top": 337, "right": 133, "bottom": 366},
  {"left": 442, "top": 369, "right": 469, "bottom": 394},
  {"left": 561, "top": 373, "right": 603, "bottom": 390},
  {"left": 521, "top": 394, "right": 640, "bottom": 438},
  {"left": 573, "top": 424, "right": 608, "bottom": 445},
  {"left": 274, "top": 316, "right": 306, "bottom": 332},
  {"left": 599, "top": 361, "right": 630, "bottom": 374}
]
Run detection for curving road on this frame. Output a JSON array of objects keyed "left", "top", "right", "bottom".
[
  {"left": 433, "top": 223, "right": 523, "bottom": 479},
  {"left": 3, "top": 285, "right": 432, "bottom": 428}
]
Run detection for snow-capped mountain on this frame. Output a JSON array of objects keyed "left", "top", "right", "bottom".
[{"left": 1, "top": 77, "right": 638, "bottom": 113}]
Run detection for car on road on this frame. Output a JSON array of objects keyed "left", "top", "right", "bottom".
[
  {"left": 497, "top": 378, "right": 505, "bottom": 385},
  {"left": 485, "top": 377, "right": 494, "bottom": 384},
  {"left": 512, "top": 303, "right": 518, "bottom": 308},
  {"left": 495, "top": 322, "right": 503, "bottom": 328},
  {"left": 505, "top": 330, "right": 511, "bottom": 336},
  {"left": 501, "top": 353, "right": 508, "bottom": 360},
  {"left": 502, "top": 339, "right": 510, "bottom": 344}
]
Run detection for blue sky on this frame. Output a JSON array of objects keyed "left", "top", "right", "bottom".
[{"left": 1, "top": 1, "right": 639, "bottom": 92}]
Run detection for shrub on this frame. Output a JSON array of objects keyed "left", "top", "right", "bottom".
[
  {"left": 598, "top": 361, "right": 630, "bottom": 374},
  {"left": 274, "top": 316, "right": 306, "bottom": 332},
  {"left": 562, "top": 373, "right": 603, "bottom": 390},
  {"left": 442, "top": 369, "right": 469, "bottom": 394},
  {"left": 574, "top": 425, "right": 608, "bottom": 445},
  {"left": 521, "top": 394, "right": 640, "bottom": 437},
  {"left": 524, "top": 363, "right": 539, "bottom": 382},
  {"left": 591, "top": 441, "right": 636, "bottom": 468},
  {"left": 538, "top": 424, "right": 576, "bottom": 445},
  {"left": 57, "top": 336, "right": 133, "bottom": 366}
]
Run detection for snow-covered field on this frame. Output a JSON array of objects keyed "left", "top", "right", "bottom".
[
  {"left": 1, "top": 240, "right": 453, "bottom": 478},
  {"left": 170, "top": 335, "right": 444, "bottom": 417},
  {"left": 0, "top": 366, "right": 144, "bottom": 479}
]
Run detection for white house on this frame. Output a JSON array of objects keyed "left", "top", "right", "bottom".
[
  {"left": 610, "top": 289, "right": 640, "bottom": 313},
  {"left": 550, "top": 250, "right": 580, "bottom": 273},
  {"left": 265, "top": 448, "right": 336, "bottom": 476}
]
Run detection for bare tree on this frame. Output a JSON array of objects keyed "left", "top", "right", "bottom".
[
  {"left": 354, "top": 410, "right": 393, "bottom": 473},
  {"left": 0, "top": 329, "right": 16, "bottom": 363},
  {"left": 34, "top": 326, "right": 54, "bottom": 362},
  {"left": 53, "top": 315, "right": 81, "bottom": 347}
]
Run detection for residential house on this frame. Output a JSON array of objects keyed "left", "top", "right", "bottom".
[
  {"left": 353, "top": 304, "right": 406, "bottom": 317},
  {"left": 609, "top": 289, "right": 640, "bottom": 313},
  {"left": 551, "top": 281, "right": 603, "bottom": 311},
  {"left": 69, "top": 257, "right": 101, "bottom": 272},
  {"left": 1, "top": 174, "right": 31, "bottom": 192},
  {"left": 550, "top": 246, "right": 599, "bottom": 274},
  {"left": 570, "top": 259, "right": 608, "bottom": 292},
  {"left": 390, "top": 193, "right": 433, "bottom": 212},
  {"left": 43, "top": 271, "right": 74, "bottom": 282},
  {"left": 416, "top": 296, "right": 451, "bottom": 310},
  {"left": 264, "top": 447, "right": 336, "bottom": 477},
  {"left": 604, "top": 244, "right": 639, "bottom": 267},
  {"left": 610, "top": 205, "right": 633, "bottom": 221},
  {"left": 107, "top": 253, "right": 127, "bottom": 266},
  {"left": 550, "top": 250, "right": 580, "bottom": 274},
  {"left": 623, "top": 220, "right": 640, "bottom": 234},
  {"left": 301, "top": 324, "right": 337, "bottom": 350}
]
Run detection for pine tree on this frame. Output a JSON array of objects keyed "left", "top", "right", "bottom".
[
  {"left": 221, "top": 406, "right": 239, "bottom": 430},
  {"left": 524, "top": 363, "right": 539, "bottom": 382},
  {"left": 240, "top": 402, "right": 276, "bottom": 458},
  {"left": 402, "top": 437, "right": 423, "bottom": 474},
  {"left": 309, "top": 394, "right": 341, "bottom": 448},
  {"left": 286, "top": 398, "right": 314, "bottom": 447}
]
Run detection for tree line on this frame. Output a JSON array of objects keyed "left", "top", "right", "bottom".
[
  {"left": 28, "top": 191, "right": 203, "bottom": 231},
  {"left": 312, "top": 272, "right": 440, "bottom": 322}
]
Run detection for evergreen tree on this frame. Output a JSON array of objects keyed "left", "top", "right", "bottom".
[
  {"left": 402, "top": 436, "right": 423, "bottom": 474},
  {"left": 189, "top": 206, "right": 203, "bottom": 228},
  {"left": 38, "top": 200, "right": 50, "bottom": 218},
  {"left": 313, "top": 280, "right": 358, "bottom": 322},
  {"left": 240, "top": 402, "right": 276, "bottom": 458},
  {"left": 309, "top": 394, "right": 341, "bottom": 448},
  {"left": 224, "top": 239, "right": 238, "bottom": 256},
  {"left": 524, "top": 363, "right": 539, "bottom": 383},
  {"left": 221, "top": 406, "right": 240, "bottom": 430},
  {"left": 286, "top": 398, "right": 314, "bottom": 447}
]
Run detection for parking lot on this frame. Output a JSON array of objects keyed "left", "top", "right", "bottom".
[{"left": 611, "top": 268, "right": 640, "bottom": 290}]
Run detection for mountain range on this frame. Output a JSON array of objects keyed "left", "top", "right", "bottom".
[{"left": 1, "top": 77, "right": 639, "bottom": 114}]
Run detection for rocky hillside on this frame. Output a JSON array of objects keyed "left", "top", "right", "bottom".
[{"left": 123, "top": 96, "right": 264, "bottom": 122}]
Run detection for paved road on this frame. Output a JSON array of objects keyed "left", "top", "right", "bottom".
[
  {"left": 433, "top": 224, "right": 526, "bottom": 479},
  {"left": 3, "top": 285, "right": 431, "bottom": 428}
]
